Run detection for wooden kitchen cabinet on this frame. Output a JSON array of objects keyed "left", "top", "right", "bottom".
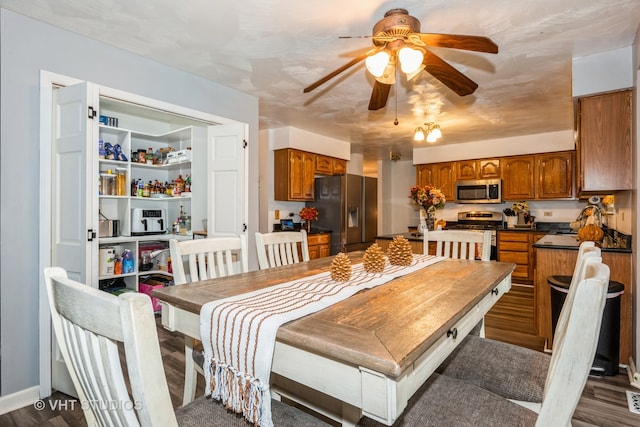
[
  {"left": 307, "top": 233, "right": 330, "bottom": 259},
  {"left": 456, "top": 159, "right": 501, "bottom": 180},
  {"left": 315, "top": 154, "right": 333, "bottom": 174},
  {"left": 497, "top": 231, "right": 532, "bottom": 283},
  {"left": 536, "top": 151, "right": 574, "bottom": 199},
  {"left": 331, "top": 158, "right": 347, "bottom": 175},
  {"left": 416, "top": 162, "right": 455, "bottom": 201},
  {"left": 502, "top": 155, "right": 536, "bottom": 200},
  {"left": 535, "top": 247, "right": 632, "bottom": 363},
  {"left": 274, "top": 149, "right": 316, "bottom": 201},
  {"left": 577, "top": 90, "right": 632, "bottom": 192}
]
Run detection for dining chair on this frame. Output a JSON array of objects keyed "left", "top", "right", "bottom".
[
  {"left": 423, "top": 229, "right": 492, "bottom": 261},
  {"left": 358, "top": 260, "right": 610, "bottom": 426},
  {"left": 435, "top": 242, "right": 601, "bottom": 407},
  {"left": 169, "top": 235, "right": 248, "bottom": 405},
  {"left": 255, "top": 229, "right": 310, "bottom": 270},
  {"left": 43, "top": 266, "right": 328, "bottom": 427}
]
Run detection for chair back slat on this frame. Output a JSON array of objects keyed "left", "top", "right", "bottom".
[
  {"left": 536, "top": 261, "right": 610, "bottom": 426},
  {"left": 170, "top": 235, "right": 248, "bottom": 285},
  {"left": 425, "top": 230, "right": 492, "bottom": 261},
  {"left": 255, "top": 230, "right": 309, "bottom": 269}
]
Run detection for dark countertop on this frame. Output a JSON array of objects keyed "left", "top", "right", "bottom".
[
  {"left": 533, "top": 232, "right": 631, "bottom": 253},
  {"left": 376, "top": 232, "right": 423, "bottom": 242}
]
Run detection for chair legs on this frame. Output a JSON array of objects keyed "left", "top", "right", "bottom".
[{"left": 183, "top": 337, "right": 198, "bottom": 406}]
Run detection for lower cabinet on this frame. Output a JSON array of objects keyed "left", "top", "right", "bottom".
[{"left": 307, "top": 233, "right": 331, "bottom": 259}]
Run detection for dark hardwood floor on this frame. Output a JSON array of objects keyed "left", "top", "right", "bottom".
[{"left": 1, "top": 316, "right": 639, "bottom": 426}]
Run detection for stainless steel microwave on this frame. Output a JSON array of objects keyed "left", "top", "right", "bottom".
[{"left": 455, "top": 179, "right": 502, "bottom": 203}]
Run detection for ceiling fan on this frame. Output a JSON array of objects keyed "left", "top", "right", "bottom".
[{"left": 303, "top": 8, "right": 499, "bottom": 110}]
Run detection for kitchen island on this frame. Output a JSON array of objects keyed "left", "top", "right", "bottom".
[{"left": 533, "top": 232, "right": 632, "bottom": 364}]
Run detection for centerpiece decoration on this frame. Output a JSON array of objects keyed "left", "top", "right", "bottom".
[
  {"left": 409, "top": 184, "right": 446, "bottom": 231},
  {"left": 299, "top": 206, "right": 319, "bottom": 233},
  {"left": 511, "top": 201, "right": 530, "bottom": 225}
]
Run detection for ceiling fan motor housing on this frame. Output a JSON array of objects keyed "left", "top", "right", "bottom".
[{"left": 372, "top": 8, "right": 421, "bottom": 46}]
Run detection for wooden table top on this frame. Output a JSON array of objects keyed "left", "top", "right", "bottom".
[{"left": 153, "top": 253, "right": 514, "bottom": 378}]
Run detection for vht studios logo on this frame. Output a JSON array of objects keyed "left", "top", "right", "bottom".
[{"left": 34, "top": 399, "right": 142, "bottom": 411}]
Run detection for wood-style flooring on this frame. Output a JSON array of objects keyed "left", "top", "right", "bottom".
[{"left": 1, "top": 316, "right": 639, "bottom": 426}]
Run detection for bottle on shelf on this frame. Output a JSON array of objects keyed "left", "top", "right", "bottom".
[
  {"left": 116, "top": 168, "right": 127, "bottom": 196},
  {"left": 122, "top": 249, "right": 134, "bottom": 274}
]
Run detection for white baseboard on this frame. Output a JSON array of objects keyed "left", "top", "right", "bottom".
[{"left": 0, "top": 386, "right": 40, "bottom": 415}]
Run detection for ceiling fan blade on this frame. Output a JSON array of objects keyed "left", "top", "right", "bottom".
[
  {"left": 303, "top": 54, "right": 368, "bottom": 93},
  {"left": 368, "top": 81, "right": 391, "bottom": 110},
  {"left": 417, "top": 33, "right": 498, "bottom": 54},
  {"left": 422, "top": 50, "right": 478, "bottom": 96}
]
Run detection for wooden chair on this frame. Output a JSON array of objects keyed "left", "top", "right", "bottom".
[
  {"left": 169, "top": 235, "right": 248, "bottom": 405},
  {"left": 255, "top": 229, "right": 309, "bottom": 270},
  {"left": 43, "top": 267, "right": 329, "bottom": 427},
  {"left": 436, "top": 242, "right": 600, "bottom": 406},
  {"left": 358, "top": 260, "right": 611, "bottom": 427},
  {"left": 423, "top": 229, "right": 492, "bottom": 261}
]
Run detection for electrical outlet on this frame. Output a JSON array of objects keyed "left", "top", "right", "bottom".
[
  {"left": 543, "top": 211, "right": 553, "bottom": 217},
  {"left": 275, "top": 210, "right": 280, "bottom": 220}
]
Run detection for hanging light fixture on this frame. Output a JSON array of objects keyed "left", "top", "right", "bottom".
[
  {"left": 413, "top": 122, "right": 442, "bottom": 142},
  {"left": 366, "top": 43, "right": 425, "bottom": 83}
]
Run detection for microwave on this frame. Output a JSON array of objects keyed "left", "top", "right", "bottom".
[{"left": 455, "top": 179, "right": 502, "bottom": 203}]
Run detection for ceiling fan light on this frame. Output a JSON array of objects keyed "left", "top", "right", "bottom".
[
  {"left": 426, "top": 132, "right": 438, "bottom": 143},
  {"left": 431, "top": 126, "right": 442, "bottom": 139},
  {"left": 413, "top": 127, "right": 426, "bottom": 141},
  {"left": 365, "top": 51, "right": 390, "bottom": 77},
  {"left": 398, "top": 47, "right": 424, "bottom": 74}
]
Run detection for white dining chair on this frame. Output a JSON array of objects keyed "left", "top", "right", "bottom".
[
  {"left": 169, "top": 235, "right": 248, "bottom": 405},
  {"left": 255, "top": 229, "right": 310, "bottom": 270},
  {"left": 358, "top": 260, "right": 610, "bottom": 427},
  {"left": 435, "top": 242, "right": 600, "bottom": 406},
  {"left": 43, "top": 267, "right": 328, "bottom": 427},
  {"left": 423, "top": 229, "right": 492, "bottom": 261}
]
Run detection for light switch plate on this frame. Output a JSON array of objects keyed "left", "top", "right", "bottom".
[{"left": 626, "top": 390, "right": 640, "bottom": 414}]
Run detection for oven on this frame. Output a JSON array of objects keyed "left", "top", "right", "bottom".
[{"left": 447, "top": 211, "right": 502, "bottom": 260}]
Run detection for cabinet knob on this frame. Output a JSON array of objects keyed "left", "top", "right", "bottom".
[
  {"left": 447, "top": 328, "right": 458, "bottom": 339},
  {"left": 491, "top": 288, "right": 499, "bottom": 295}
]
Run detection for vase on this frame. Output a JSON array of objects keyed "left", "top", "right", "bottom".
[
  {"left": 506, "top": 216, "right": 517, "bottom": 228},
  {"left": 424, "top": 209, "right": 436, "bottom": 231},
  {"left": 306, "top": 220, "right": 311, "bottom": 233}
]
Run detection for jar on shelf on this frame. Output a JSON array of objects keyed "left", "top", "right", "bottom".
[
  {"left": 100, "top": 170, "right": 116, "bottom": 196},
  {"left": 116, "top": 168, "right": 127, "bottom": 196}
]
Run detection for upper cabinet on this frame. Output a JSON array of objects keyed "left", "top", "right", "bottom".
[
  {"left": 416, "top": 162, "right": 456, "bottom": 201},
  {"left": 274, "top": 149, "right": 346, "bottom": 201},
  {"left": 456, "top": 159, "right": 501, "bottom": 180},
  {"left": 577, "top": 90, "right": 632, "bottom": 192},
  {"left": 502, "top": 155, "right": 536, "bottom": 200},
  {"left": 417, "top": 151, "right": 574, "bottom": 201}
]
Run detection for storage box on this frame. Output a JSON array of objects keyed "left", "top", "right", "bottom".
[
  {"left": 167, "top": 148, "right": 192, "bottom": 164},
  {"left": 138, "top": 282, "right": 164, "bottom": 312}
]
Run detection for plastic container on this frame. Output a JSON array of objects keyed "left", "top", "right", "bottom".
[
  {"left": 122, "top": 249, "right": 135, "bottom": 274},
  {"left": 100, "top": 170, "right": 116, "bottom": 196},
  {"left": 116, "top": 168, "right": 127, "bottom": 196}
]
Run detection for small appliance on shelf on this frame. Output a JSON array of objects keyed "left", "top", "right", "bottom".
[{"left": 131, "top": 208, "right": 167, "bottom": 236}]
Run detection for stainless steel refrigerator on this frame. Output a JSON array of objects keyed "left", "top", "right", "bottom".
[{"left": 309, "top": 174, "right": 377, "bottom": 255}]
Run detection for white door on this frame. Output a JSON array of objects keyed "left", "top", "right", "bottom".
[
  {"left": 51, "top": 82, "right": 98, "bottom": 397},
  {"left": 207, "top": 123, "right": 248, "bottom": 236}
]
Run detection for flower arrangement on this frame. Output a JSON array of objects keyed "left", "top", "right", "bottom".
[
  {"left": 299, "top": 206, "right": 319, "bottom": 221},
  {"left": 409, "top": 185, "right": 446, "bottom": 213},
  {"left": 299, "top": 207, "right": 319, "bottom": 232},
  {"left": 511, "top": 201, "right": 529, "bottom": 213}
]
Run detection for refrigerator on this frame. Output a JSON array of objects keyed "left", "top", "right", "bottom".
[{"left": 309, "top": 174, "right": 378, "bottom": 255}]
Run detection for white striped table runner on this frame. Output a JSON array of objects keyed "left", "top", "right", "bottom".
[{"left": 200, "top": 254, "right": 444, "bottom": 426}]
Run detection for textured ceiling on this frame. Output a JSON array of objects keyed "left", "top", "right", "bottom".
[{"left": 2, "top": 0, "right": 639, "bottom": 164}]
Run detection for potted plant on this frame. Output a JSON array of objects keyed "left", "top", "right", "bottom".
[
  {"left": 503, "top": 207, "right": 517, "bottom": 228},
  {"left": 409, "top": 185, "right": 446, "bottom": 230}
]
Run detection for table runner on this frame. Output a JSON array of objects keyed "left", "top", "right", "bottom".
[{"left": 200, "top": 254, "right": 444, "bottom": 426}]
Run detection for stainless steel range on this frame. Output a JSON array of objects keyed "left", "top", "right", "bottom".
[{"left": 448, "top": 211, "right": 502, "bottom": 259}]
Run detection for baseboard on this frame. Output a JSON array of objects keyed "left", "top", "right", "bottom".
[{"left": 0, "top": 386, "right": 40, "bottom": 415}]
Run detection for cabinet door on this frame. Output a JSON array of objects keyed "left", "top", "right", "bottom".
[
  {"left": 502, "top": 156, "right": 535, "bottom": 200},
  {"left": 416, "top": 164, "right": 434, "bottom": 186},
  {"left": 315, "top": 155, "right": 333, "bottom": 175},
  {"left": 579, "top": 90, "right": 632, "bottom": 191},
  {"left": 456, "top": 160, "right": 477, "bottom": 180},
  {"left": 478, "top": 159, "right": 501, "bottom": 179},
  {"left": 332, "top": 158, "right": 347, "bottom": 175},
  {"left": 207, "top": 123, "right": 248, "bottom": 235},
  {"left": 536, "top": 151, "right": 573, "bottom": 199},
  {"left": 434, "top": 162, "right": 456, "bottom": 201}
]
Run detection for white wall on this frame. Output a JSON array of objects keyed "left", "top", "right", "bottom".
[
  {"left": 573, "top": 46, "right": 635, "bottom": 97},
  {"left": 0, "top": 8, "right": 258, "bottom": 400}
]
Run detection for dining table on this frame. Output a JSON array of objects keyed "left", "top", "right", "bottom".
[{"left": 152, "top": 252, "right": 515, "bottom": 426}]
